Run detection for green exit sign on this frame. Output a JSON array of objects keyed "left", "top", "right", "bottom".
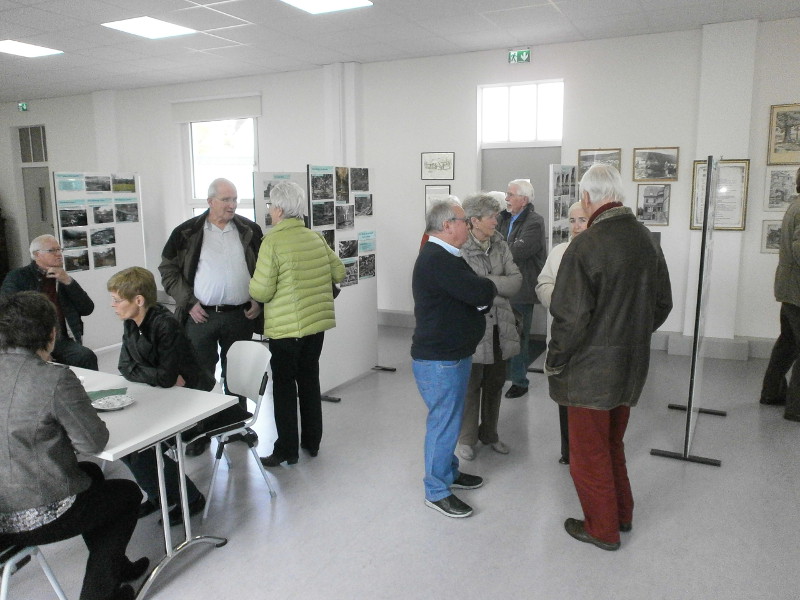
[
  {"left": 508, "top": 49, "right": 530, "bottom": 63},
  {"left": 17, "top": 102, "right": 28, "bottom": 112}
]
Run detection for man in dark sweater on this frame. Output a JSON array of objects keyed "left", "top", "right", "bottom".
[{"left": 412, "top": 198, "right": 497, "bottom": 518}]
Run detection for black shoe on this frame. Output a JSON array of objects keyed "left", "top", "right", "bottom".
[
  {"left": 137, "top": 500, "right": 159, "bottom": 519},
  {"left": 451, "top": 472, "right": 483, "bottom": 490},
  {"left": 163, "top": 494, "right": 205, "bottom": 526},
  {"left": 425, "top": 494, "right": 473, "bottom": 518},
  {"left": 105, "top": 584, "right": 135, "bottom": 600},
  {"left": 260, "top": 453, "right": 299, "bottom": 467},
  {"left": 558, "top": 456, "right": 570, "bottom": 465},
  {"left": 120, "top": 557, "right": 150, "bottom": 582},
  {"left": 760, "top": 396, "right": 786, "bottom": 405},
  {"left": 784, "top": 412, "right": 800, "bottom": 422},
  {"left": 185, "top": 437, "right": 210, "bottom": 457},
  {"left": 619, "top": 522, "right": 632, "bottom": 533},
  {"left": 564, "top": 518, "right": 620, "bottom": 551},
  {"left": 301, "top": 443, "right": 319, "bottom": 457},
  {"left": 504, "top": 385, "right": 528, "bottom": 399}
]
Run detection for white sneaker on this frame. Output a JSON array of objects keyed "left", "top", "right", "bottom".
[
  {"left": 458, "top": 444, "right": 476, "bottom": 461},
  {"left": 490, "top": 440, "right": 510, "bottom": 455}
]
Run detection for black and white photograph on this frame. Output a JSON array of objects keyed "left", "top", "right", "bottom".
[
  {"left": 340, "top": 258, "right": 358, "bottom": 287},
  {"left": 578, "top": 148, "right": 621, "bottom": 179},
  {"left": 336, "top": 167, "right": 350, "bottom": 204},
  {"left": 115, "top": 203, "right": 139, "bottom": 222},
  {"left": 336, "top": 204, "right": 355, "bottom": 231},
  {"left": 636, "top": 184, "right": 671, "bottom": 225},
  {"left": 338, "top": 239, "right": 358, "bottom": 259},
  {"left": 92, "top": 204, "right": 114, "bottom": 224},
  {"left": 320, "top": 228, "right": 335, "bottom": 251},
  {"left": 59, "top": 208, "right": 88, "bottom": 228},
  {"left": 549, "top": 165, "right": 578, "bottom": 246},
  {"left": 312, "top": 201, "right": 335, "bottom": 227},
  {"left": 311, "top": 173, "right": 334, "bottom": 200},
  {"left": 761, "top": 220, "right": 782, "bottom": 253},
  {"left": 63, "top": 249, "right": 89, "bottom": 272},
  {"left": 633, "top": 147, "right": 679, "bottom": 181},
  {"left": 354, "top": 193, "right": 373, "bottom": 216},
  {"left": 84, "top": 175, "right": 111, "bottom": 192},
  {"left": 764, "top": 166, "right": 800, "bottom": 211},
  {"left": 62, "top": 228, "right": 88, "bottom": 249},
  {"left": 350, "top": 167, "right": 369, "bottom": 191},
  {"left": 90, "top": 226, "right": 116, "bottom": 246},
  {"left": 111, "top": 174, "right": 136, "bottom": 193},
  {"left": 359, "top": 253, "right": 376, "bottom": 279},
  {"left": 768, "top": 103, "right": 800, "bottom": 165},
  {"left": 93, "top": 246, "right": 117, "bottom": 268},
  {"left": 421, "top": 152, "right": 455, "bottom": 180}
]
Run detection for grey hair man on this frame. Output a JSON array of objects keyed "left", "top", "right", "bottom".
[
  {"left": 496, "top": 178, "right": 546, "bottom": 398},
  {"left": 159, "top": 177, "right": 264, "bottom": 455},
  {"left": 545, "top": 164, "right": 672, "bottom": 551},
  {"left": 0, "top": 234, "right": 97, "bottom": 369}
]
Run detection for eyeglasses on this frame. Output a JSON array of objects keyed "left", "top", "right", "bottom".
[
  {"left": 448, "top": 217, "right": 470, "bottom": 224},
  {"left": 37, "top": 248, "right": 62, "bottom": 254}
]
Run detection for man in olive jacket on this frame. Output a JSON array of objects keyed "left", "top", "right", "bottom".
[{"left": 545, "top": 164, "right": 672, "bottom": 551}]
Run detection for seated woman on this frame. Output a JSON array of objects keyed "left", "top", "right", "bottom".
[
  {"left": 107, "top": 267, "right": 213, "bottom": 525},
  {"left": 0, "top": 291, "right": 147, "bottom": 600}
]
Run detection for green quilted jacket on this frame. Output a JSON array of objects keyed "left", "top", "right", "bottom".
[{"left": 249, "top": 218, "right": 345, "bottom": 339}]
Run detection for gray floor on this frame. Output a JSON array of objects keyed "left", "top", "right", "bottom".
[{"left": 8, "top": 326, "right": 800, "bottom": 599}]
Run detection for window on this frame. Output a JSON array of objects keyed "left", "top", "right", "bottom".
[
  {"left": 189, "top": 118, "right": 256, "bottom": 220},
  {"left": 480, "top": 81, "right": 563, "bottom": 146}
]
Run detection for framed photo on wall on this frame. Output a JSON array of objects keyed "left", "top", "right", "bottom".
[
  {"left": 636, "top": 184, "right": 670, "bottom": 225},
  {"left": 577, "top": 148, "right": 621, "bottom": 179},
  {"left": 424, "top": 185, "right": 451, "bottom": 216},
  {"left": 761, "top": 220, "right": 782, "bottom": 253},
  {"left": 690, "top": 159, "right": 749, "bottom": 230},
  {"left": 768, "top": 104, "right": 800, "bottom": 165},
  {"left": 421, "top": 152, "right": 455, "bottom": 180},
  {"left": 632, "top": 147, "right": 679, "bottom": 182},
  {"left": 764, "top": 165, "right": 800, "bottom": 212}
]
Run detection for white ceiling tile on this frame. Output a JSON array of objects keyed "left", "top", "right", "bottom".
[
  {"left": 1, "top": 5, "right": 93, "bottom": 31},
  {"left": 164, "top": 5, "right": 250, "bottom": 30}
]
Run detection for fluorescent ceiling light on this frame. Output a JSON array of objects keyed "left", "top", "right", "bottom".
[
  {"left": 279, "top": 0, "right": 373, "bottom": 15},
  {"left": 0, "top": 40, "right": 62, "bottom": 57},
  {"left": 102, "top": 16, "right": 197, "bottom": 39}
]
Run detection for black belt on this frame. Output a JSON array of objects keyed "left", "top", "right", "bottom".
[{"left": 201, "top": 303, "right": 249, "bottom": 313}]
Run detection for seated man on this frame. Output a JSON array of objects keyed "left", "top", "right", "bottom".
[
  {"left": 107, "top": 267, "right": 212, "bottom": 525},
  {"left": 0, "top": 234, "right": 98, "bottom": 370},
  {"left": 0, "top": 291, "right": 147, "bottom": 600}
]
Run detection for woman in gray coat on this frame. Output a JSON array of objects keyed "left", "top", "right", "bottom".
[{"left": 457, "top": 194, "right": 522, "bottom": 460}]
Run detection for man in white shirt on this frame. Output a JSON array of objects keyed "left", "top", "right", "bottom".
[{"left": 159, "top": 178, "right": 263, "bottom": 454}]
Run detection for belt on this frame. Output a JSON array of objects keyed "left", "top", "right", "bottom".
[{"left": 200, "top": 303, "right": 249, "bottom": 313}]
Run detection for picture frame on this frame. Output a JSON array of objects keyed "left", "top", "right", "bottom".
[
  {"left": 690, "top": 159, "right": 750, "bottom": 231},
  {"left": 421, "top": 152, "right": 455, "bottom": 180},
  {"left": 768, "top": 104, "right": 800, "bottom": 165},
  {"left": 632, "top": 147, "right": 679, "bottom": 182},
  {"left": 764, "top": 165, "right": 800, "bottom": 212},
  {"left": 636, "top": 184, "right": 670, "bottom": 225},
  {"left": 761, "top": 220, "right": 782, "bottom": 254},
  {"left": 424, "top": 185, "right": 451, "bottom": 216},
  {"left": 577, "top": 148, "right": 621, "bottom": 180}
]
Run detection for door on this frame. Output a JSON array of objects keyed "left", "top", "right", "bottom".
[{"left": 22, "top": 166, "right": 55, "bottom": 242}]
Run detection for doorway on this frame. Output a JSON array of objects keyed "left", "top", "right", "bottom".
[{"left": 22, "top": 166, "right": 55, "bottom": 243}]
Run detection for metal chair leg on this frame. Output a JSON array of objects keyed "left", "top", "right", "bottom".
[
  {"left": 203, "top": 441, "right": 226, "bottom": 520},
  {"left": 249, "top": 446, "right": 277, "bottom": 498}
]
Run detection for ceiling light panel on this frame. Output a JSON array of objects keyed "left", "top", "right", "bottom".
[
  {"left": 0, "top": 40, "right": 63, "bottom": 57},
  {"left": 279, "top": 0, "right": 373, "bottom": 15},
  {"left": 101, "top": 16, "right": 197, "bottom": 39}
]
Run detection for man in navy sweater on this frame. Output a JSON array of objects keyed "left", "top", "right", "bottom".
[{"left": 412, "top": 198, "right": 497, "bottom": 518}]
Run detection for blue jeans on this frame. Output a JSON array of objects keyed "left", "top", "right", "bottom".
[
  {"left": 509, "top": 303, "right": 533, "bottom": 387},
  {"left": 412, "top": 357, "right": 472, "bottom": 501}
]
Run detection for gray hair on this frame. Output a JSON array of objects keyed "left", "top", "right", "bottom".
[
  {"left": 270, "top": 181, "right": 306, "bottom": 219},
  {"left": 509, "top": 179, "right": 533, "bottom": 202},
  {"left": 207, "top": 177, "right": 237, "bottom": 200},
  {"left": 425, "top": 198, "right": 461, "bottom": 232},
  {"left": 579, "top": 164, "right": 625, "bottom": 205},
  {"left": 462, "top": 193, "right": 501, "bottom": 221},
  {"left": 568, "top": 201, "right": 584, "bottom": 216},
  {"left": 29, "top": 234, "right": 57, "bottom": 259}
]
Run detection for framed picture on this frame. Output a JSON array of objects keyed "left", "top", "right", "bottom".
[
  {"left": 768, "top": 104, "right": 800, "bottom": 165},
  {"left": 636, "top": 184, "right": 670, "bottom": 225},
  {"left": 690, "top": 159, "right": 750, "bottom": 230},
  {"left": 764, "top": 165, "right": 800, "bottom": 211},
  {"left": 761, "top": 220, "right": 782, "bottom": 253},
  {"left": 421, "top": 152, "right": 455, "bottom": 180},
  {"left": 632, "top": 147, "right": 679, "bottom": 182},
  {"left": 424, "top": 185, "right": 451, "bottom": 215},
  {"left": 577, "top": 148, "right": 621, "bottom": 179}
]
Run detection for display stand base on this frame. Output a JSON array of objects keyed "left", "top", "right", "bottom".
[
  {"left": 649, "top": 448, "right": 721, "bottom": 467},
  {"left": 321, "top": 395, "right": 341, "bottom": 403},
  {"left": 372, "top": 365, "right": 397, "bottom": 372},
  {"left": 667, "top": 403, "right": 727, "bottom": 417}
]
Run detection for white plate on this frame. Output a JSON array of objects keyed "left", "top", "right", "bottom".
[{"left": 92, "top": 394, "right": 135, "bottom": 412}]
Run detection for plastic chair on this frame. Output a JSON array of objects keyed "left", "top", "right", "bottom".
[
  {"left": 199, "top": 339, "right": 277, "bottom": 518},
  {"left": 0, "top": 544, "right": 67, "bottom": 600}
]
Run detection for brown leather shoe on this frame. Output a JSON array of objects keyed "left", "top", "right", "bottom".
[
  {"left": 564, "top": 518, "right": 620, "bottom": 551},
  {"left": 504, "top": 385, "right": 528, "bottom": 399}
]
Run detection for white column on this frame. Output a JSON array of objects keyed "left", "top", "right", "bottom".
[
  {"left": 323, "top": 62, "right": 360, "bottom": 166},
  {"left": 91, "top": 90, "right": 120, "bottom": 171}
]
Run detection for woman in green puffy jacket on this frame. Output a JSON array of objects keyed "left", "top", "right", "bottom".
[{"left": 250, "top": 181, "right": 345, "bottom": 467}]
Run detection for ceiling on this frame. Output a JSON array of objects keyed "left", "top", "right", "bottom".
[{"left": 1, "top": 0, "right": 799, "bottom": 103}]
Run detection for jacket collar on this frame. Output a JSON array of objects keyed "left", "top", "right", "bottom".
[{"left": 587, "top": 202, "right": 626, "bottom": 227}]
